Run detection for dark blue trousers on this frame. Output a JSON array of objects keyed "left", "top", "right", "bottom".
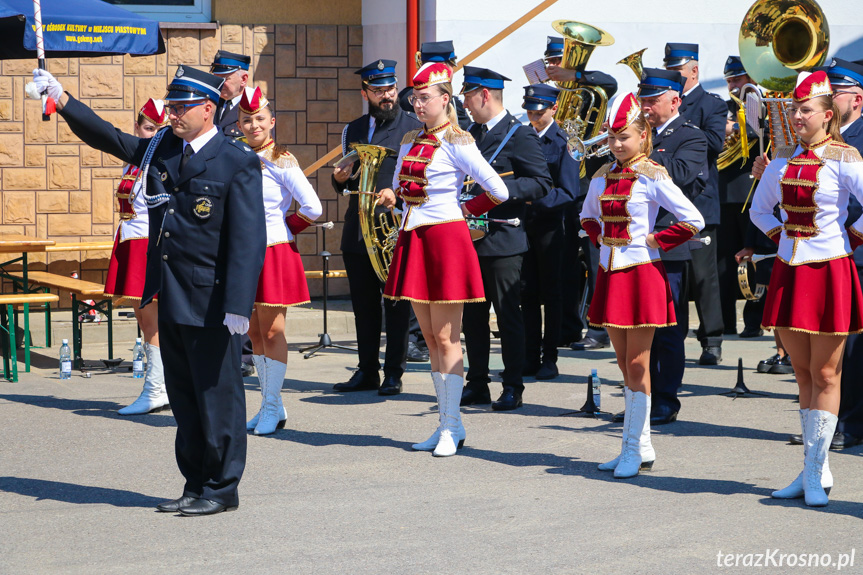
[
  {"left": 650, "top": 261, "right": 688, "bottom": 417},
  {"left": 838, "top": 266, "right": 863, "bottom": 438}
]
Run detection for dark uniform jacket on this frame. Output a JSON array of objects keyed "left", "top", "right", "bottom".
[
  {"left": 842, "top": 116, "right": 863, "bottom": 267},
  {"left": 526, "top": 121, "right": 579, "bottom": 229},
  {"left": 679, "top": 84, "right": 726, "bottom": 225},
  {"left": 399, "top": 87, "right": 471, "bottom": 129},
  {"left": 217, "top": 98, "right": 244, "bottom": 139},
  {"left": 60, "top": 95, "right": 266, "bottom": 326},
  {"left": 333, "top": 108, "right": 422, "bottom": 254},
  {"left": 650, "top": 114, "right": 709, "bottom": 261},
  {"left": 467, "top": 111, "right": 552, "bottom": 257},
  {"left": 719, "top": 98, "right": 759, "bottom": 204}
]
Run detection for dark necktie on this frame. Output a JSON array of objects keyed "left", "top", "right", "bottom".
[
  {"left": 181, "top": 145, "right": 194, "bottom": 171},
  {"left": 472, "top": 123, "right": 488, "bottom": 145},
  {"left": 219, "top": 101, "right": 230, "bottom": 122}
]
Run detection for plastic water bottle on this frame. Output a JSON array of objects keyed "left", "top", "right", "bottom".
[
  {"left": 590, "top": 368, "right": 601, "bottom": 411},
  {"left": 132, "top": 338, "right": 145, "bottom": 378},
  {"left": 59, "top": 339, "right": 72, "bottom": 380}
]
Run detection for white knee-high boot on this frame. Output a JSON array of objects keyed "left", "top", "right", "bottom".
[
  {"left": 433, "top": 373, "right": 466, "bottom": 457},
  {"left": 413, "top": 372, "right": 444, "bottom": 450},
  {"left": 118, "top": 343, "right": 169, "bottom": 415},
  {"left": 772, "top": 409, "right": 833, "bottom": 499},
  {"left": 614, "top": 391, "right": 654, "bottom": 478},
  {"left": 803, "top": 409, "right": 838, "bottom": 507},
  {"left": 246, "top": 354, "right": 268, "bottom": 430},
  {"left": 598, "top": 387, "right": 631, "bottom": 471},
  {"left": 254, "top": 358, "right": 288, "bottom": 436}
]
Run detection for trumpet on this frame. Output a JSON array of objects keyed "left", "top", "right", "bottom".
[{"left": 568, "top": 132, "right": 609, "bottom": 161}]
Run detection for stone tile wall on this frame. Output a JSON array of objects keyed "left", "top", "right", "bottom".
[{"left": 0, "top": 23, "right": 363, "bottom": 305}]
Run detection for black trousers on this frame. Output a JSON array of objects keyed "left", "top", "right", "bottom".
[
  {"left": 717, "top": 204, "right": 747, "bottom": 333},
  {"left": 650, "top": 261, "right": 688, "bottom": 417},
  {"left": 464, "top": 254, "right": 525, "bottom": 393},
  {"left": 560, "top": 199, "right": 586, "bottom": 343},
  {"left": 522, "top": 217, "right": 565, "bottom": 365},
  {"left": 689, "top": 224, "right": 725, "bottom": 346},
  {"left": 838, "top": 266, "right": 863, "bottom": 438},
  {"left": 159, "top": 321, "right": 246, "bottom": 507},
  {"left": 343, "top": 251, "right": 409, "bottom": 378}
]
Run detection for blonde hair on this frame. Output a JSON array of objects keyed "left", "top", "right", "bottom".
[
  {"left": 631, "top": 112, "right": 653, "bottom": 156},
  {"left": 802, "top": 95, "right": 844, "bottom": 143},
  {"left": 435, "top": 82, "right": 459, "bottom": 127}
]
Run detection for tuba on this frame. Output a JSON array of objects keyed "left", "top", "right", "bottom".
[
  {"left": 348, "top": 143, "right": 401, "bottom": 283},
  {"left": 550, "top": 20, "right": 614, "bottom": 172}
]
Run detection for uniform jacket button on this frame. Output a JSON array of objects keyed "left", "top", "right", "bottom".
[
  {"left": 162, "top": 254, "right": 168, "bottom": 261},
  {"left": 174, "top": 187, "right": 179, "bottom": 192},
  {"left": 164, "top": 232, "right": 170, "bottom": 238},
  {"left": 168, "top": 209, "right": 175, "bottom": 214},
  {"left": 215, "top": 279, "right": 220, "bottom": 285}
]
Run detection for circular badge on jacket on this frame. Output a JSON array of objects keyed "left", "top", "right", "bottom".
[{"left": 193, "top": 197, "right": 213, "bottom": 219}]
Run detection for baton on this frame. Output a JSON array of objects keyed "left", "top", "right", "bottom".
[{"left": 578, "top": 230, "right": 711, "bottom": 245}]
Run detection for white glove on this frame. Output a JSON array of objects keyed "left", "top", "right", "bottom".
[
  {"left": 30, "top": 68, "right": 63, "bottom": 102},
  {"left": 223, "top": 313, "right": 250, "bottom": 335}
]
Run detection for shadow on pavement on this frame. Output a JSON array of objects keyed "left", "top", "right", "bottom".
[
  {"left": 0, "top": 394, "right": 176, "bottom": 428},
  {"left": 0, "top": 476, "right": 164, "bottom": 508}
]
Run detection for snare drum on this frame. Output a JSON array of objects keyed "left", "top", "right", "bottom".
[{"left": 467, "top": 215, "right": 488, "bottom": 241}]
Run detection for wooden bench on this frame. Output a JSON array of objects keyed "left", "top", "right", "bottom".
[
  {"left": 10, "top": 271, "right": 113, "bottom": 370},
  {"left": 0, "top": 292, "right": 59, "bottom": 382},
  {"left": 44, "top": 241, "right": 114, "bottom": 254}
]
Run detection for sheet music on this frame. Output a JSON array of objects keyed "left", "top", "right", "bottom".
[{"left": 523, "top": 59, "right": 549, "bottom": 85}]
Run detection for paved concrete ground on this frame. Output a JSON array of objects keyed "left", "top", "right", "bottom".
[{"left": 1, "top": 303, "right": 862, "bottom": 574}]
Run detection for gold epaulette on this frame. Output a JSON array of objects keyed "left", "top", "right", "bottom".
[
  {"left": 442, "top": 125, "right": 474, "bottom": 146},
  {"left": 823, "top": 141, "right": 863, "bottom": 163},
  {"left": 264, "top": 144, "right": 299, "bottom": 169},
  {"left": 633, "top": 159, "right": 670, "bottom": 181},
  {"left": 592, "top": 163, "right": 612, "bottom": 179},
  {"left": 400, "top": 129, "right": 422, "bottom": 146}
]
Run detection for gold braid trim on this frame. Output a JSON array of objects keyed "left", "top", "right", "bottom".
[
  {"left": 780, "top": 177, "right": 818, "bottom": 187},
  {"left": 823, "top": 142, "right": 863, "bottom": 163},
  {"left": 850, "top": 226, "right": 863, "bottom": 243},
  {"left": 399, "top": 174, "right": 427, "bottom": 184},
  {"left": 788, "top": 157, "right": 822, "bottom": 166},
  {"left": 606, "top": 171, "right": 639, "bottom": 181},
  {"left": 403, "top": 155, "right": 432, "bottom": 164},
  {"left": 599, "top": 194, "right": 631, "bottom": 201},
  {"left": 259, "top": 143, "right": 299, "bottom": 169},
  {"left": 601, "top": 215, "right": 632, "bottom": 222},
  {"left": 298, "top": 212, "right": 316, "bottom": 225},
  {"left": 592, "top": 163, "right": 612, "bottom": 179},
  {"left": 679, "top": 221, "right": 699, "bottom": 235},
  {"left": 633, "top": 159, "right": 670, "bottom": 181},
  {"left": 784, "top": 223, "right": 818, "bottom": 232},
  {"left": 442, "top": 125, "right": 475, "bottom": 146},
  {"left": 766, "top": 225, "right": 782, "bottom": 239},
  {"left": 400, "top": 129, "right": 422, "bottom": 146},
  {"left": 780, "top": 203, "right": 818, "bottom": 213}
]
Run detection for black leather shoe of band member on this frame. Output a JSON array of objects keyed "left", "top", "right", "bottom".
[
  {"left": 757, "top": 353, "right": 781, "bottom": 373},
  {"left": 178, "top": 498, "right": 238, "bottom": 517},
  {"left": 378, "top": 375, "right": 402, "bottom": 396},
  {"left": 831, "top": 431, "right": 863, "bottom": 450},
  {"left": 739, "top": 327, "right": 764, "bottom": 338},
  {"left": 650, "top": 410, "right": 678, "bottom": 426},
  {"left": 768, "top": 355, "right": 794, "bottom": 375},
  {"left": 534, "top": 362, "right": 559, "bottom": 380},
  {"left": 461, "top": 386, "right": 492, "bottom": 406},
  {"left": 156, "top": 495, "right": 198, "bottom": 513},
  {"left": 612, "top": 410, "right": 625, "bottom": 423},
  {"left": 333, "top": 370, "right": 380, "bottom": 392},
  {"left": 698, "top": 346, "right": 722, "bottom": 366},
  {"left": 241, "top": 361, "right": 255, "bottom": 378},
  {"left": 789, "top": 433, "right": 803, "bottom": 445},
  {"left": 406, "top": 341, "right": 430, "bottom": 363},
  {"left": 569, "top": 336, "right": 609, "bottom": 351},
  {"left": 492, "top": 387, "right": 523, "bottom": 411}
]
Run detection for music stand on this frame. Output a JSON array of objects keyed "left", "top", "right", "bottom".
[{"left": 301, "top": 224, "right": 356, "bottom": 359}]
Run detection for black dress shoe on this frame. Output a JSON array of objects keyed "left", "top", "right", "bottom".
[
  {"left": 612, "top": 410, "right": 625, "bottom": 423},
  {"left": 522, "top": 363, "right": 541, "bottom": 377},
  {"left": 460, "top": 387, "right": 492, "bottom": 406},
  {"left": 768, "top": 355, "right": 794, "bottom": 375},
  {"left": 789, "top": 433, "right": 803, "bottom": 445},
  {"left": 831, "top": 431, "right": 863, "bottom": 450},
  {"left": 378, "top": 375, "right": 402, "bottom": 396},
  {"left": 156, "top": 495, "right": 198, "bottom": 513},
  {"left": 406, "top": 341, "right": 429, "bottom": 363},
  {"left": 492, "top": 387, "right": 523, "bottom": 411},
  {"left": 333, "top": 370, "right": 380, "bottom": 392},
  {"left": 650, "top": 411, "right": 678, "bottom": 425},
  {"left": 178, "top": 498, "right": 238, "bottom": 517},
  {"left": 757, "top": 353, "right": 781, "bottom": 373},
  {"left": 570, "top": 336, "right": 609, "bottom": 351},
  {"left": 241, "top": 361, "right": 255, "bottom": 377},
  {"left": 535, "top": 362, "right": 559, "bottom": 380},
  {"left": 698, "top": 346, "right": 722, "bottom": 365},
  {"left": 739, "top": 327, "right": 764, "bottom": 338}
]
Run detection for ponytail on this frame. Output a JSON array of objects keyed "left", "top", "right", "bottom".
[{"left": 437, "top": 83, "right": 459, "bottom": 127}]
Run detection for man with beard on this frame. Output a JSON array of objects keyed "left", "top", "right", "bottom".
[{"left": 331, "top": 59, "right": 421, "bottom": 396}]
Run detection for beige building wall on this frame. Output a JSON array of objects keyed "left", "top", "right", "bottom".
[{"left": 0, "top": 19, "right": 364, "bottom": 304}]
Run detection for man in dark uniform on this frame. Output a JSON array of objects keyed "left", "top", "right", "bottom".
[
  {"left": 332, "top": 59, "right": 421, "bottom": 396},
  {"left": 210, "top": 50, "right": 250, "bottom": 139},
  {"left": 36, "top": 65, "right": 266, "bottom": 516},
  {"left": 639, "top": 68, "right": 709, "bottom": 425},
  {"left": 664, "top": 43, "right": 726, "bottom": 365},
  {"left": 398, "top": 41, "right": 470, "bottom": 130},
  {"left": 520, "top": 83, "right": 579, "bottom": 380},
  {"left": 459, "top": 67, "right": 552, "bottom": 411}
]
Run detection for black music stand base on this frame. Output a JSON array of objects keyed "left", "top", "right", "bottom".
[
  {"left": 301, "top": 333, "right": 356, "bottom": 359},
  {"left": 722, "top": 358, "right": 768, "bottom": 398}
]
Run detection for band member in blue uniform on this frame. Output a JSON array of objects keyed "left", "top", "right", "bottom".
[
  {"left": 35, "top": 65, "right": 266, "bottom": 516},
  {"left": 332, "top": 59, "right": 421, "bottom": 396},
  {"left": 210, "top": 50, "right": 251, "bottom": 139},
  {"left": 638, "top": 68, "right": 709, "bottom": 425},
  {"left": 399, "top": 41, "right": 471, "bottom": 130},
  {"left": 520, "top": 83, "right": 579, "bottom": 379},
  {"left": 459, "top": 66, "right": 552, "bottom": 411},
  {"left": 664, "top": 43, "right": 727, "bottom": 364}
]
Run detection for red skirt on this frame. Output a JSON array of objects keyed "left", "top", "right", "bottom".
[
  {"left": 384, "top": 221, "right": 485, "bottom": 303},
  {"left": 104, "top": 235, "right": 148, "bottom": 301},
  {"left": 762, "top": 256, "right": 863, "bottom": 335},
  {"left": 588, "top": 261, "right": 676, "bottom": 329},
  {"left": 255, "top": 242, "right": 310, "bottom": 307}
]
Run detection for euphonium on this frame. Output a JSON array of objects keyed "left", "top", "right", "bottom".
[
  {"left": 350, "top": 143, "right": 400, "bottom": 283},
  {"left": 550, "top": 20, "right": 614, "bottom": 170},
  {"left": 617, "top": 48, "right": 646, "bottom": 81},
  {"left": 718, "top": 91, "right": 757, "bottom": 171}
]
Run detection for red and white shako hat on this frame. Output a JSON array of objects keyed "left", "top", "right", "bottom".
[
  {"left": 607, "top": 92, "right": 641, "bottom": 134},
  {"left": 793, "top": 70, "right": 833, "bottom": 102},
  {"left": 239, "top": 85, "right": 269, "bottom": 115},
  {"left": 139, "top": 98, "right": 167, "bottom": 126},
  {"left": 412, "top": 62, "right": 452, "bottom": 90}
]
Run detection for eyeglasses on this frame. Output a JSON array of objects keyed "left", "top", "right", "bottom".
[
  {"left": 365, "top": 85, "right": 397, "bottom": 97},
  {"left": 785, "top": 106, "right": 825, "bottom": 120},
  {"left": 166, "top": 102, "right": 205, "bottom": 117},
  {"left": 408, "top": 94, "right": 443, "bottom": 107}
]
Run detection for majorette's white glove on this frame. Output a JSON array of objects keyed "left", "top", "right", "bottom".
[
  {"left": 28, "top": 68, "right": 63, "bottom": 102},
  {"left": 223, "top": 313, "right": 250, "bottom": 335}
]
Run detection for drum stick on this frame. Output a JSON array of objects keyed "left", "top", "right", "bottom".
[
  {"left": 577, "top": 230, "right": 710, "bottom": 244},
  {"left": 315, "top": 221, "right": 335, "bottom": 229},
  {"left": 467, "top": 216, "right": 521, "bottom": 227},
  {"left": 464, "top": 171, "right": 514, "bottom": 187}
]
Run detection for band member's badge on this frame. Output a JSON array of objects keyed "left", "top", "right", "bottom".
[
  {"left": 160, "top": 171, "right": 168, "bottom": 181},
  {"left": 193, "top": 197, "right": 213, "bottom": 219}
]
